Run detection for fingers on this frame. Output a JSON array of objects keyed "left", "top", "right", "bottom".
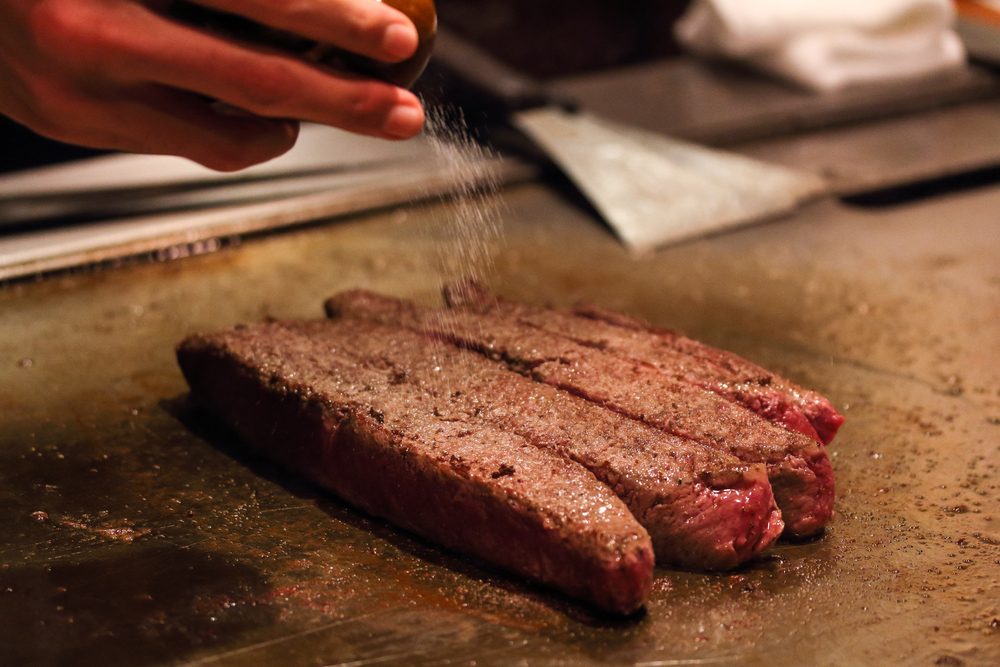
[
  {"left": 116, "top": 87, "right": 302, "bottom": 171},
  {"left": 140, "top": 10, "right": 427, "bottom": 138},
  {"left": 9, "top": 0, "right": 426, "bottom": 171},
  {"left": 34, "top": 0, "right": 426, "bottom": 140},
  {"left": 17, "top": 79, "right": 300, "bottom": 170},
  {"left": 140, "top": 38, "right": 426, "bottom": 139},
  {"left": 189, "top": 0, "right": 419, "bottom": 62}
]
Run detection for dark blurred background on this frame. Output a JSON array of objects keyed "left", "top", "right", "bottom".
[
  {"left": 435, "top": 0, "right": 690, "bottom": 78},
  {"left": 0, "top": 0, "right": 692, "bottom": 173}
]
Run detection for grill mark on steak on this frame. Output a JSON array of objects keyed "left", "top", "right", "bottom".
[
  {"left": 444, "top": 282, "right": 843, "bottom": 445},
  {"left": 177, "top": 322, "right": 654, "bottom": 615},
  {"left": 298, "top": 319, "right": 783, "bottom": 570},
  {"left": 325, "top": 290, "right": 834, "bottom": 539}
]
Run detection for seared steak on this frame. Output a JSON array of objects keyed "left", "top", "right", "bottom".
[
  {"left": 177, "top": 321, "right": 654, "bottom": 615},
  {"left": 325, "top": 290, "right": 834, "bottom": 538},
  {"left": 444, "top": 282, "right": 844, "bottom": 445},
  {"left": 298, "top": 318, "right": 783, "bottom": 570},
  {"left": 570, "top": 303, "right": 845, "bottom": 445}
]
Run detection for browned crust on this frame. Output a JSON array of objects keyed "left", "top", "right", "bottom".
[
  {"left": 325, "top": 289, "right": 834, "bottom": 539},
  {"left": 177, "top": 327, "right": 653, "bottom": 615},
  {"left": 444, "top": 281, "right": 843, "bottom": 445},
  {"left": 569, "top": 302, "right": 845, "bottom": 445},
  {"left": 290, "top": 317, "right": 784, "bottom": 570}
]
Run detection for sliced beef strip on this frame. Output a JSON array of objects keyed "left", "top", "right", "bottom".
[
  {"left": 177, "top": 321, "right": 654, "bottom": 615},
  {"left": 571, "top": 303, "right": 845, "bottom": 446},
  {"left": 326, "top": 290, "right": 834, "bottom": 539},
  {"left": 303, "top": 318, "right": 783, "bottom": 571},
  {"left": 443, "top": 281, "right": 843, "bottom": 445}
]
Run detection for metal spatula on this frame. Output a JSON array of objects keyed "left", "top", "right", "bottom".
[{"left": 432, "top": 29, "right": 828, "bottom": 251}]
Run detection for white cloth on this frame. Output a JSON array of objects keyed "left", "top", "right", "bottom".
[{"left": 674, "top": 0, "right": 967, "bottom": 92}]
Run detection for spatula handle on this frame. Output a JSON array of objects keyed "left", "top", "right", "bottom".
[{"left": 431, "top": 28, "right": 577, "bottom": 113}]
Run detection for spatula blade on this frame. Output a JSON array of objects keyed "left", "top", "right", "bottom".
[{"left": 513, "top": 108, "right": 828, "bottom": 251}]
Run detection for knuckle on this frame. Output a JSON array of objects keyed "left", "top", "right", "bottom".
[
  {"left": 343, "top": 83, "right": 397, "bottom": 121},
  {"left": 323, "top": 1, "right": 387, "bottom": 46},
  {"left": 29, "top": 0, "right": 103, "bottom": 65},
  {"left": 268, "top": 0, "right": 387, "bottom": 48},
  {"left": 234, "top": 61, "right": 300, "bottom": 114},
  {"left": 343, "top": 15, "right": 383, "bottom": 45},
  {"left": 283, "top": 0, "right": 319, "bottom": 19}
]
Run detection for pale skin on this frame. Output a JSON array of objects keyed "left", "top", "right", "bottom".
[{"left": 0, "top": 0, "right": 426, "bottom": 170}]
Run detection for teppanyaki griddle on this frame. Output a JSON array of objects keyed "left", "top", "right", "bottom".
[{"left": 1, "top": 160, "right": 997, "bottom": 666}]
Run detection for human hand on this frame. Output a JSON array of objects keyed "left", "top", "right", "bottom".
[{"left": 0, "top": 0, "right": 426, "bottom": 170}]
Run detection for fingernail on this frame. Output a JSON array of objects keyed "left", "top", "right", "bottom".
[
  {"left": 383, "top": 103, "right": 424, "bottom": 139},
  {"left": 382, "top": 23, "right": 418, "bottom": 61}
]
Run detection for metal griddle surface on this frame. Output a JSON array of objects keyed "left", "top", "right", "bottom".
[{"left": 1, "top": 178, "right": 999, "bottom": 667}]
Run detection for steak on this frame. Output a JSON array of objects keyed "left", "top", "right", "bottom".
[
  {"left": 296, "top": 318, "right": 783, "bottom": 570},
  {"left": 570, "top": 303, "right": 845, "bottom": 445},
  {"left": 177, "top": 320, "right": 654, "bottom": 615},
  {"left": 325, "top": 290, "right": 835, "bottom": 538},
  {"left": 444, "top": 282, "right": 844, "bottom": 445}
]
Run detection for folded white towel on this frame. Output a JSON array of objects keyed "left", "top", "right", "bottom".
[{"left": 675, "top": 0, "right": 967, "bottom": 91}]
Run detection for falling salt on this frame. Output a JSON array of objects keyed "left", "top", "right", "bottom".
[
  {"left": 420, "top": 103, "right": 506, "bottom": 294},
  {"left": 417, "top": 103, "right": 509, "bottom": 369}
]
